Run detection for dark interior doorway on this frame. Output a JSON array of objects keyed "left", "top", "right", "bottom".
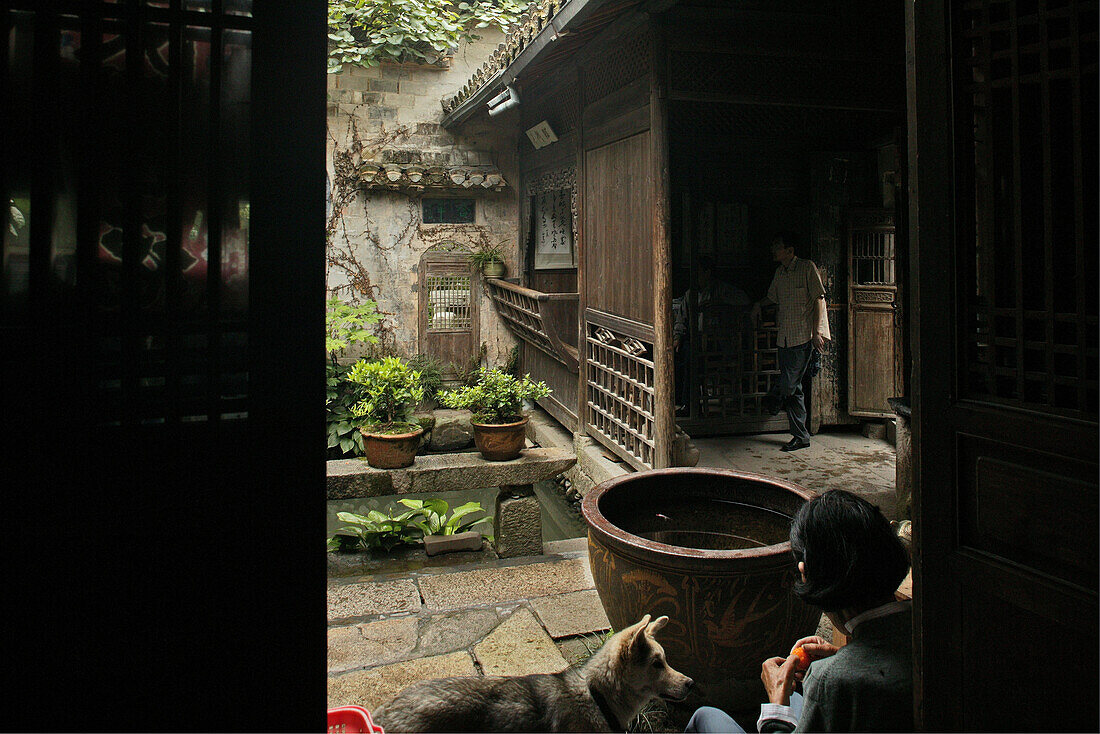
[{"left": 669, "top": 104, "right": 904, "bottom": 438}]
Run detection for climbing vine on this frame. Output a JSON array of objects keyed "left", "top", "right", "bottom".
[{"left": 328, "top": 0, "right": 531, "bottom": 73}]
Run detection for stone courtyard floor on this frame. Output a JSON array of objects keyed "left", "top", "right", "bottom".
[{"left": 327, "top": 426, "right": 896, "bottom": 730}]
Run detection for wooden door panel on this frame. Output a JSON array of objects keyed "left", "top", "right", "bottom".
[
  {"left": 850, "top": 300, "right": 896, "bottom": 415},
  {"left": 960, "top": 444, "right": 1098, "bottom": 589},
  {"left": 583, "top": 131, "right": 653, "bottom": 324},
  {"left": 959, "top": 579, "right": 1093, "bottom": 732},
  {"left": 847, "top": 211, "right": 899, "bottom": 417},
  {"left": 418, "top": 254, "right": 479, "bottom": 378}
]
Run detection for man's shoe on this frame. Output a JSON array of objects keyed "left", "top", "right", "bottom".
[{"left": 780, "top": 438, "right": 810, "bottom": 452}]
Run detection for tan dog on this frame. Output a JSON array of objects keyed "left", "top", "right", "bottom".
[{"left": 373, "top": 614, "right": 693, "bottom": 732}]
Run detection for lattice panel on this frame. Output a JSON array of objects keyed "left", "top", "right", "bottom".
[
  {"left": 525, "top": 82, "right": 580, "bottom": 136},
  {"left": 851, "top": 230, "right": 896, "bottom": 285},
  {"left": 669, "top": 103, "right": 901, "bottom": 149},
  {"left": 583, "top": 25, "right": 651, "bottom": 106},
  {"left": 692, "top": 307, "right": 784, "bottom": 420},
  {"left": 586, "top": 318, "right": 655, "bottom": 468},
  {"left": 487, "top": 281, "right": 560, "bottom": 362},
  {"left": 957, "top": 0, "right": 1099, "bottom": 416},
  {"left": 669, "top": 51, "right": 903, "bottom": 110},
  {"left": 426, "top": 274, "right": 472, "bottom": 331}
]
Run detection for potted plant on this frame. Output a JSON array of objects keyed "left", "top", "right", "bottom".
[
  {"left": 438, "top": 367, "right": 551, "bottom": 461},
  {"left": 346, "top": 356, "right": 426, "bottom": 468},
  {"left": 467, "top": 240, "right": 506, "bottom": 277}
]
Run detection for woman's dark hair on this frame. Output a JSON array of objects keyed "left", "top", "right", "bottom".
[{"left": 789, "top": 490, "right": 910, "bottom": 611}]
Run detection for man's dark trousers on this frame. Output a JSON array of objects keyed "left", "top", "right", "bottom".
[{"left": 768, "top": 341, "right": 813, "bottom": 442}]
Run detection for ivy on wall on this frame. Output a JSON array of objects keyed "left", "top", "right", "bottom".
[{"left": 328, "top": 0, "right": 531, "bottom": 73}]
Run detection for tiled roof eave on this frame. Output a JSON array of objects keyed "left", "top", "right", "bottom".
[
  {"left": 440, "top": 0, "right": 607, "bottom": 128},
  {"left": 355, "top": 163, "right": 508, "bottom": 193}
]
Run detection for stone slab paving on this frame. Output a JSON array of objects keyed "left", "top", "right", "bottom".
[
  {"left": 695, "top": 429, "right": 900, "bottom": 518},
  {"left": 417, "top": 556, "right": 594, "bottom": 610},
  {"left": 328, "top": 616, "right": 419, "bottom": 674},
  {"left": 472, "top": 607, "right": 569, "bottom": 677},
  {"left": 327, "top": 578, "right": 421, "bottom": 622},
  {"left": 328, "top": 651, "right": 478, "bottom": 711},
  {"left": 530, "top": 589, "right": 611, "bottom": 639}
]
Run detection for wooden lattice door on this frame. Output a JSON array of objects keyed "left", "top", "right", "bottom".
[
  {"left": 419, "top": 252, "right": 479, "bottom": 379},
  {"left": 847, "top": 210, "right": 899, "bottom": 417},
  {"left": 911, "top": 0, "right": 1098, "bottom": 729}
]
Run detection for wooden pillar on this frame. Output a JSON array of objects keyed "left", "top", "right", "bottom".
[
  {"left": 575, "top": 65, "right": 589, "bottom": 441},
  {"left": 650, "top": 20, "right": 673, "bottom": 469}
]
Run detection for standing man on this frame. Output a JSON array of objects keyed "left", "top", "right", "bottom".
[{"left": 750, "top": 232, "right": 831, "bottom": 451}]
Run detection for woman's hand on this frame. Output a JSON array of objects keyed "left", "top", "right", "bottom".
[
  {"left": 761, "top": 655, "right": 799, "bottom": 705},
  {"left": 791, "top": 635, "right": 840, "bottom": 663}
]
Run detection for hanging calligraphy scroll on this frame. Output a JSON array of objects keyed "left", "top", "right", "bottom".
[{"left": 534, "top": 188, "right": 575, "bottom": 269}]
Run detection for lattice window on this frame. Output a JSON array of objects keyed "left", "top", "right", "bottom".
[
  {"left": 426, "top": 274, "right": 472, "bottom": 330},
  {"left": 956, "top": 0, "right": 1099, "bottom": 417},
  {"left": 851, "top": 229, "right": 896, "bottom": 285},
  {"left": 586, "top": 315, "right": 655, "bottom": 469},
  {"left": 583, "top": 25, "right": 651, "bottom": 106}
]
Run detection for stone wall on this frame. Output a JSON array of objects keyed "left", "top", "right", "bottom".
[{"left": 326, "top": 32, "right": 519, "bottom": 368}]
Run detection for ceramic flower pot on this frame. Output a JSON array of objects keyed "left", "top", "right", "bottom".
[
  {"left": 360, "top": 424, "right": 425, "bottom": 469},
  {"left": 481, "top": 260, "right": 506, "bottom": 278},
  {"left": 471, "top": 415, "right": 529, "bottom": 461}
]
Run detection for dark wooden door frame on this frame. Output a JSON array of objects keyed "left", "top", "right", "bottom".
[
  {"left": 2, "top": 2, "right": 328, "bottom": 729},
  {"left": 907, "top": 0, "right": 1098, "bottom": 729}
]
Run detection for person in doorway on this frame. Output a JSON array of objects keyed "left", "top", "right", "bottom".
[
  {"left": 749, "top": 233, "right": 830, "bottom": 451},
  {"left": 673, "top": 256, "right": 751, "bottom": 414},
  {"left": 684, "top": 489, "right": 913, "bottom": 733}
]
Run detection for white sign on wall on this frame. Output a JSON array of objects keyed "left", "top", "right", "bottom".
[{"left": 525, "top": 120, "right": 558, "bottom": 149}]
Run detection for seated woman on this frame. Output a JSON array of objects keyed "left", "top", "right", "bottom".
[{"left": 686, "top": 490, "right": 912, "bottom": 733}]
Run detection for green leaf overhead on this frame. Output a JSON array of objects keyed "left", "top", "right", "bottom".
[{"left": 328, "top": 0, "right": 531, "bottom": 72}]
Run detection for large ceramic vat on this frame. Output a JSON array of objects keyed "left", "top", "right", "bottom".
[{"left": 582, "top": 468, "right": 820, "bottom": 710}]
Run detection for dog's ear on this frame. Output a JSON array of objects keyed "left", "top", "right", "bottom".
[
  {"left": 645, "top": 615, "right": 669, "bottom": 637},
  {"left": 630, "top": 615, "right": 654, "bottom": 656}
]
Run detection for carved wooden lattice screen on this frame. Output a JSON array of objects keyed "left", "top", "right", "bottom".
[
  {"left": 585, "top": 309, "right": 655, "bottom": 469},
  {"left": 958, "top": 0, "right": 1098, "bottom": 418},
  {"left": 487, "top": 280, "right": 560, "bottom": 362}
]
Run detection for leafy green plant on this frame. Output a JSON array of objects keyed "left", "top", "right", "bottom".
[
  {"left": 327, "top": 498, "right": 492, "bottom": 552},
  {"left": 327, "top": 505, "right": 429, "bottom": 552},
  {"left": 326, "top": 298, "right": 384, "bottom": 457},
  {"left": 466, "top": 239, "right": 506, "bottom": 270},
  {"left": 328, "top": 0, "right": 531, "bottom": 73},
  {"left": 327, "top": 296, "right": 382, "bottom": 363},
  {"left": 347, "top": 356, "right": 425, "bottom": 430},
  {"left": 328, "top": 362, "right": 368, "bottom": 457},
  {"left": 407, "top": 353, "right": 445, "bottom": 400},
  {"left": 452, "top": 343, "right": 487, "bottom": 386},
  {"left": 437, "top": 366, "right": 551, "bottom": 424},
  {"left": 396, "top": 498, "right": 493, "bottom": 538}
]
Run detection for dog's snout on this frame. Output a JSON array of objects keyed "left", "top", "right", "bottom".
[{"left": 683, "top": 677, "right": 694, "bottom": 690}]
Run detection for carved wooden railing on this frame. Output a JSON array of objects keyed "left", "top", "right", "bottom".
[
  {"left": 485, "top": 279, "right": 579, "bottom": 372},
  {"left": 585, "top": 309, "right": 656, "bottom": 470}
]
